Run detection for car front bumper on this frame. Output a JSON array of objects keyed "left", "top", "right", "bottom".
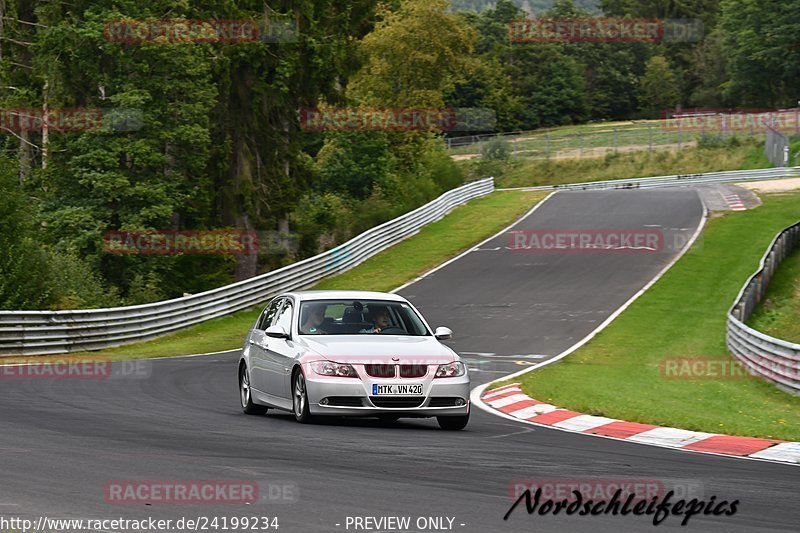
[{"left": 305, "top": 373, "right": 470, "bottom": 417}]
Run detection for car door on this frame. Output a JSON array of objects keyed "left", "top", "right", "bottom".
[
  {"left": 265, "top": 298, "right": 296, "bottom": 399},
  {"left": 250, "top": 298, "right": 283, "bottom": 394}
]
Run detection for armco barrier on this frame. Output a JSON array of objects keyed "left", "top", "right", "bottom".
[
  {"left": 727, "top": 221, "right": 800, "bottom": 395},
  {"left": 498, "top": 166, "right": 800, "bottom": 191},
  {"left": 0, "top": 178, "right": 494, "bottom": 356}
]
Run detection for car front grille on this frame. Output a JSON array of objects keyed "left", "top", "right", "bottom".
[
  {"left": 369, "top": 397, "right": 425, "bottom": 408},
  {"left": 324, "top": 396, "right": 365, "bottom": 407},
  {"left": 365, "top": 364, "right": 396, "bottom": 378},
  {"left": 399, "top": 364, "right": 427, "bottom": 378}
]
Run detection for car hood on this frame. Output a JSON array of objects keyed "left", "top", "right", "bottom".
[{"left": 301, "top": 336, "right": 457, "bottom": 364}]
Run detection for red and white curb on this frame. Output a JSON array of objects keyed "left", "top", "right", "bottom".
[
  {"left": 721, "top": 192, "right": 747, "bottom": 211},
  {"left": 480, "top": 383, "right": 800, "bottom": 465}
]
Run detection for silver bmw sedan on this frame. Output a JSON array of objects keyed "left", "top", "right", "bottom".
[{"left": 238, "top": 290, "right": 470, "bottom": 430}]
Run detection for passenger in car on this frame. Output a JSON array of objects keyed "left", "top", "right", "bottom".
[
  {"left": 360, "top": 306, "right": 391, "bottom": 334},
  {"left": 300, "top": 303, "right": 327, "bottom": 334}
]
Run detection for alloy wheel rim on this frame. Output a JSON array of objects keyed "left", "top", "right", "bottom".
[
  {"left": 294, "top": 374, "right": 306, "bottom": 417},
  {"left": 240, "top": 368, "right": 250, "bottom": 407}
]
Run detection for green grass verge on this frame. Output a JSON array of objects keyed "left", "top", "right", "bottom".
[
  {"left": 791, "top": 136, "right": 800, "bottom": 167},
  {"left": 465, "top": 141, "right": 770, "bottom": 189},
  {"left": 494, "top": 191, "right": 800, "bottom": 441},
  {"left": 2, "top": 190, "right": 545, "bottom": 364},
  {"left": 748, "top": 246, "right": 800, "bottom": 344}
]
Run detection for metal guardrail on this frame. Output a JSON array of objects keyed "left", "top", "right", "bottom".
[
  {"left": 727, "top": 221, "right": 800, "bottom": 395},
  {"left": 0, "top": 178, "right": 495, "bottom": 356},
  {"left": 498, "top": 166, "right": 800, "bottom": 192}
]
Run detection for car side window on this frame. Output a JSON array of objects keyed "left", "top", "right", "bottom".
[
  {"left": 257, "top": 298, "right": 283, "bottom": 330},
  {"left": 274, "top": 300, "right": 294, "bottom": 334}
]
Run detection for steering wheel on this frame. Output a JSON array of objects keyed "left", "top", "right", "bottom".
[{"left": 378, "top": 326, "right": 406, "bottom": 334}]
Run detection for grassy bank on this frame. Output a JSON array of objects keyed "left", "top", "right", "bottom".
[
  {"left": 498, "top": 191, "right": 800, "bottom": 441},
  {"left": 0, "top": 190, "right": 546, "bottom": 364},
  {"left": 748, "top": 246, "right": 800, "bottom": 344},
  {"left": 464, "top": 141, "right": 770, "bottom": 189}
]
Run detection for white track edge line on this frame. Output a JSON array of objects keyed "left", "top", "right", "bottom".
[
  {"left": 469, "top": 191, "right": 800, "bottom": 467},
  {"left": 3, "top": 191, "right": 555, "bottom": 367},
  {"left": 391, "top": 191, "right": 558, "bottom": 294}
]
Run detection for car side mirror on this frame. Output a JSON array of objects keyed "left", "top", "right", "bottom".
[
  {"left": 265, "top": 325, "right": 290, "bottom": 339},
  {"left": 434, "top": 326, "right": 452, "bottom": 340}
]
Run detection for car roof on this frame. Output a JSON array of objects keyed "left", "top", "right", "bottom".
[{"left": 284, "top": 290, "right": 408, "bottom": 303}]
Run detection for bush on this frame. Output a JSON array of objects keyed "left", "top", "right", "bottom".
[
  {"left": 292, "top": 192, "right": 355, "bottom": 255},
  {"left": 418, "top": 139, "right": 465, "bottom": 191},
  {"left": 124, "top": 272, "right": 165, "bottom": 306},
  {"left": 0, "top": 159, "right": 54, "bottom": 309},
  {"left": 48, "top": 251, "right": 121, "bottom": 309},
  {"left": 696, "top": 132, "right": 725, "bottom": 149},
  {"left": 480, "top": 136, "right": 511, "bottom": 160},
  {"left": 697, "top": 132, "right": 743, "bottom": 149},
  {"left": 314, "top": 132, "right": 399, "bottom": 199}
]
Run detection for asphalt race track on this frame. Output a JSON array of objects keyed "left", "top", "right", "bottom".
[{"left": 1, "top": 189, "right": 797, "bottom": 533}]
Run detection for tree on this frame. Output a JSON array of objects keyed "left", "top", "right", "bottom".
[
  {"left": 543, "top": 0, "right": 647, "bottom": 121},
  {"left": 720, "top": 0, "right": 800, "bottom": 106},
  {"left": 315, "top": 132, "right": 399, "bottom": 199},
  {"left": 348, "top": 0, "right": 477, "bottom": 108},
  {"left": 31, "top": 1, "right": 218, "bottom": 296},
  {"left": 639, "top": 55, "right": 679, "bottom": 117},
  {"left": 601, "top": 0, "right": 723, "bottom": 106},
  {"left": 688, "top": 29, "right": 728, "bottom": 106},
  {"left": 0, "top": 157, "right": 52, "bottom": 309},
  {"left": 212, "top": 0, "right": 379, "bottom": 279},
  {"left": 447, "top": 0, "right": 525, "bottom": 130}
]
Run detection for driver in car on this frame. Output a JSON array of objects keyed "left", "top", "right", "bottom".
[
  {"left": 360, "top": 306, "right": 391, "bottom": 334},
  {"left": 300, "top": 303, "right": 327, "bottom": 334}
]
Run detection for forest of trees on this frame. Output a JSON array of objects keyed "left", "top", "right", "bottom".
[{"left": 1, "top": 0, "right": 797, "bottom": 310}]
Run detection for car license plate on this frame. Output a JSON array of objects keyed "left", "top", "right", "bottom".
[{"left": 372, "top": 383, "right": 423, "bottom": 395}]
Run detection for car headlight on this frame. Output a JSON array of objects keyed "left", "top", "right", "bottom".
[
  {"left": 310, "top": 361, "right": 358, "bottom": 378},
  {"left": 434, "top": 361, "right": 466, "bottom": 378}
]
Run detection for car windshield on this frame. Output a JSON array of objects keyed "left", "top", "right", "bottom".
[{"left": 298, "top": 299, "right": 430, "bottom": 336}]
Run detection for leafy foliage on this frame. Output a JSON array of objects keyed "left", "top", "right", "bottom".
[{"left": 0, "top": 0, "right": 794, "bottom": 310}]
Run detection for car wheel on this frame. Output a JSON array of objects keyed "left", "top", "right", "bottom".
[
  {"left": 437, "top": 413, "right": 469, "bottom": 430},
  {"left": 292, "top": 369, "right": 314, "bottom": 424},
  {"left": 240, "top": 364, "right": 267, "bottom": 415}
]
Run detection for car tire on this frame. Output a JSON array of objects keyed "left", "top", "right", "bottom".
[
  {"left": 292, "top": 369, "right": 315, "bottom": 424},
  {"left": 240, "top": 364, "right": 267, "bottom": 415},
  {"left": 437, "top": 413, "right": 469, "bottom": 430}
]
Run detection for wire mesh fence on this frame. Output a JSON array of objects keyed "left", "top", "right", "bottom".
[
  {"left": 446, "top": 120, "right": 768, "bottom": 161},
  {"left": 765, "top": 126, "right": 790, "bottom": 167}
]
